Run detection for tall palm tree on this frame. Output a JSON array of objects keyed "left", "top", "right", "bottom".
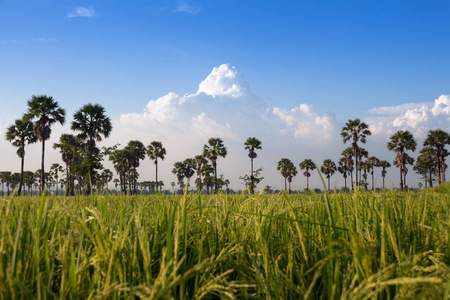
[
  {"left": 277, "top": 158, "right": 294, "bottom": 192},
  {"left": 183, "top": 158, "right": 196, "bottom": 188},
  {"left": 194, "top": 154, "right": 208, "bottom": 192},
  {"left": 321, "top": 159, "right": 337, "bottom": 191},
  {"left": 0, "top": 171, "right": 12, "bottom": 196},
  {"left": 387, "top": 130, "right": 416, "bottom": 191},
  {"left": 366, "top": 156, "right": 380, "bottom": 191},
  {"left": 424, "top": 129, "right": 449, "bottom": 185},
  {"left": 172, "top": 161, "right": 186, "bottom": 191},
  {"left": 341, "top": 119, "right": 371, "bottom": 190},
  {"left": 71, "top": 103, "right": 112, "bottom": 194},
  {"left": 413, "top": 147, "right": 436, "bottom": 188},
  {"left": 50, "top": 163, "right": 63, "bottom": 195},
  {"left": 378, "top": 160, "right": 391, "bottom": 190},
  {"left": 26, "top": 95, "right": 66, "bottom": 193},
  {"left": 53, "top": 134, "right": 79, "bottom": 196},
  {"left": 147, "top": 141, "right": 166, "bottom": 193},
  {"left": 337, "top": 157, "right": 351, "bottom": 190},
  {"left": 244, "top": 137, "right": 262, "bottom": 194},
  {"left": 299, "top": 159, "right": 316, "bottom": 191},
  {"left": 287, "top": 163, "right": 297, "bottom": 194},
  {"left": 6, "top": 116, "right": 37, "bottom": 195},
  {"left": 203, "top": 137, "right": 228, "bottom": 193},
  {"left": 341, "top": 147, "right": 354, "bottom": 189},
  {"left": 124, "top": 140, "right": 146, "bottom": 194}
]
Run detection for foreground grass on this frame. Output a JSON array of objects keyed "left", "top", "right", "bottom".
[{"left": 0, "top": 188, "right": 449, "bottom": 299}]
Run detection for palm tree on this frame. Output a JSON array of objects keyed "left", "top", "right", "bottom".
[
  {"left": 50, "top": 163, "right": 63, "bottom": 195},
  {"left": 194, "top": 155, "right": 208, "bottom": 192},
  {"left": 287, "top": 163, "right": 297, "bottom": 194},
  {"left": 113, "top": 178, "right": 120, "bottom": 191},
  {"left": 424, "top": 129, "right": 449, "bottom": 185},
  {"left": 244, "top": 137, "right": 262, "bottom": 194},
  {"left": 299, "top": 159, "right": 316, "bottom": 191},
  {"left": 6, "top": 116, "right": 37, "bottom": 195},
  {"left": 124, "top": 140, "right": 146, "bottom": 194},
  {"left": 53, "top": 134, "right": 79, "bottom": 196},
  {"left": 413, "top": 147, "right": 436, "bottom": 188},
  {"left": 320, "top": 159, "right": 337, "bottom": 191},
  {"left": 71, "top": 103, "right": 112, "bottom": 194},
  {"left": 203, "top": 138, "right": 228, "bottom": 193},
  {"left": 172, "top": 161, "right": 186, "bottom": 191},
  {"left": 277, "top": 158, "right": 294, "bottom": 192},
  {"left": 0, "top": 171, "right": 12, "bottom": 196},
  {"left": 341, "top": 147, "right": 354, "bottom": 189},
  {"left": 337, "top": 157, "right": 351, "bottom": 190},
  {"left": 387, "top": 130, "right": 417, "bottom": 191},
  {"left": 378, "top": 160, "right": 391, "bottom": 190},
  {"left": 341, "top": 119, "right": 371, "bottom": 190},
  {"left": 183, "top": 158, "right": 196, "bottom": 188},
  {"left": 147, "top": 141, "right": 166, "bottom": 193},
  {"left": 366, "top": 156, "right": 380, "bottom": 191},
  {"left": 26, "top": 95, "right": 66, "bottom": 193}
]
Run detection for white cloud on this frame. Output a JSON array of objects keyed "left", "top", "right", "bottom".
[
  {"left": 174, "top": 1, "right": 201, "bottom": 15},
  {"left": 68, "top": 7, "right": 96, "bottom": 18},
  {"left": 366, "top": 94, "right": 450, "bottom": 140}
]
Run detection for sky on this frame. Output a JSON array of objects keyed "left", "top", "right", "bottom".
[{"left": 0, "top": 0, "right": 449, "bottom": 191}]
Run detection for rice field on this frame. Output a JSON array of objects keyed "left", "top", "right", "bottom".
[{"left": 0, "top": 185, "right": 449, "bottom": 299}]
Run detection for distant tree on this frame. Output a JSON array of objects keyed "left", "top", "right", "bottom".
[
  {"left": 50, "top": 163, "right": 63, "bottom": 195},
  {"left": 54, "top": 134, "right": 80, "bottom": 196},
  {"left": 299, "top": 159, "right": 316, "bottom": 191},
  {"left": 341, "top": 147, "right": 354, "bottom": 189},
  {"left": 194, "top": 155, "right": 208, "bottom": 192},
  {"left": 0, "top": 171, "right": 12, "bottom": 196},
  {"left": 366, "top": 156, "right": 380, "bottom": 191},
  {"left": 6, "top": 116, "right": 37, "bottom": 195},
  {"left": 244, "top": 137, "right": 262, "bottom": 194},
  {"left": 337, "top": 157, "right": 351, "bottom": 190},
  {"left": 124, "top": 140, "right": 146, "bottom": 194},
  {"left": 378, "top": 160, "right": 391, "bottom": 189},
  {"left": 321, "top": 159, "right": 337, "bottom": 191},
  {"left": 71, "top": 103, "right": 112, "bottom": 194},
  {"left": 393, "top": 152, "right": 414, "bottom": 189},
  {"left": 183, "top": 158, "right": 196, "bottom": 188},
  {"left": 26, "top": 95, "right": 66, "bottom": 194},
  {"left": 109, "top": 148, "right": 130, "bottom": 194},
  {"left": 424, "top": 129, "right": 449, "bottom": 184},
  {"left": 147, "top": 141, "right": 166, "bottom": 192},
  {"left": 277, "top": 158, "right": 295, "bottom": 192},
  {"left": 172, "top": 161, "right": 186, "bottom": 191},
  {"left": 203, "top": 138, "right": 227, "bottom": 193},
  {"left": 240, "top": 168, "right": 264, "bottom": 193},
  {"left": 341, "top": 119, "right": 371, "bottom": 190},
  {"left": 387, "top": 130, "right": 417, "bottom": 191},
  {"left": 413, "top": 146, "right": 437, "bottom": 188}
]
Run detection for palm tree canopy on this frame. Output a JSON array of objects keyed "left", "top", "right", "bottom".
[
  {"left": 277, "top": 158, "right": 294, "bottom": 178},
  {"left": 424, "top": 129, "right": 450, "bottom": 148},
  {"left": 341, "top": 118, "right": 371, "bottom": 145},
  {"left": 147, "top": 141, "right": 166, "bottom": 163},
  {"left": 26, "top": 95, "right": 66, "bottom": 141},
  {"left": 244, "top": 137, "right": 262, "bottom": 158},
  {"left": 71, "top": 103, "right": 112, "bottom": 143},
  {"left": 320, "top": 159, "right": 337, "bottom": 178},
  {"left": 387, "top": 130, "right": 417, "bottom": 153},
  {"left": 6, "top": 117, "right": 37, "bottom": 158},
  {"left": 203, "top": 137, "right": 227, "bottom": 166},
  {"left": 299, "top": 159, "right": 316, "bottom": 172}
]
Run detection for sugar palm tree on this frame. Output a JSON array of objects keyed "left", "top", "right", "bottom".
[
  {"left": 147, "top": 141, "right": 166, "bottom": 193},
  {"left": 71, "top": 103, "right": 112, "bottom": 194},
  {"left": 244, "top": 137, "right": 262, "bottom": 194},
  {"left": 424, "top": 129, "right": 449, "bottom": 185},
  {"left": 341, "top": 147, "right": 354, "bottom": 189},
  {"left": 124, "top": 140, "right": 146, "bottom": 194},
  {"left": 341, "top": 119, "right": 371, "bottom": 190},
  {"left": 277, "top": 158, "right": 294, "bottom": 192},
  {"left": 0, "top": 171, "right": 12, "bottom": 196},
  {"left": 26, "top": 95, "right": 66, "bottom": 193},
  {"left": 337, "top": 157, "right": 351, "bottom": 190},
  {"left": 172, "top": 161, "right": 186, "bottom": 191},
  {"left": 378, "top": 160, "right": 391, "bottom": 190},
  {"left": 366, "top": 156, "right": 380, "bottom": 191},
  {"left": 387, "top": 130, "right": 416, "bottom": 191},
  {"left": 286, "top": 163, "right": 297, "bottom": 194},
  {"left": 413, "top": 147, "right": 436, "bottom": 188},
  {"left": 50, "top": 163, "right": 63, "bottom": 195},
  {"left": 203, "top": 137, "right": 228, "bottom": 193},
  {"left": 53, "top": 134, "right": 79, "bottom": 196},
  {"left": 299, "top": 159, "right": 315, "bottom": 191},
  {"left": 321, "top": 159, "right": 337, "bottom": 191},
  {"left": 183, "top": 158, "right": 196, "bottom": 188},
  {"left": 194, "top": 155, "right": 208, "bottom": 192},
  {"left": 6, "top": 116, "right": 37, "bottom": 195}
]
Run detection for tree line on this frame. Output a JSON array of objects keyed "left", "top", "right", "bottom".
[{"left": 3, "top": 95, "right": 449, "bottom": 196}]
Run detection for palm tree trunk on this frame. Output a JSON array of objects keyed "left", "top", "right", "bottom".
[
  {"left": 214, "top": 163, "right": 217, "bottom": 194},
  {"left": 429, "top": 168, "right": 433, "bottom": 187},
  {"left": 344, "top": 175, "right": 347, "bottom": 190},
  {"left": 328, "top": 176, "right": 330, "bottom": 191},
  {"left": 382, "top": 175, "right": 385, "bottom": 190},
  {"left": 399, "top": 167, "right": 403, "bottom": 191},
  {"left": 250, "top": 157, "right": 254, "bottom": 194},
  {"left": 350, "top": 170, "right": 354, "bottom": 190},
  {"left": 41, "top": 140, "right": 45, "bottom": 194},
  {"left": 18, "top": 156, "right": 24, "bottom": 196},
  {"left": 284, "top": 177, "right": 287, "bottom": 192},
  {"left": 155, "top": 160, "right": 159, "bottom": 193},
  {"left": 307, "top": 173, "right": 309, "bottom": 191},
  {"left": 372, "top": 171, "right": 374, "bottom": 191}
]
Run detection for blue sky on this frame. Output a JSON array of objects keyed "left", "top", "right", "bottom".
[{"left": 1, "top": 0, "right": 449, "bottom": 190}]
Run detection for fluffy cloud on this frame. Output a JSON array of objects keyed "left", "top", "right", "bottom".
[
  {"left": 68, "top": 7, "right": 96, "bottom": 18},
  {"left": 174, "top": 1, "right": 201, "bottom": 15},
  {"left": 109, "top": 64, "right": 341, "bottom": 190},
  {"left": 366, "top": 94, "right": 450, "bottom": 139}
]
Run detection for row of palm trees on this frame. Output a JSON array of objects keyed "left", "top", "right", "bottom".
[{"left": 5, "top": 95, "right": 449, "bottom": 195}]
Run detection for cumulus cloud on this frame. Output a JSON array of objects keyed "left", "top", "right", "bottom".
[
  {"left": 68, "top": 7, "right": 96, "bottom": 18},
  {"left": 366, "top": 94, "right": 450, "bottom": 139},
  {"left": 109, "top": 64, "right": 340, "bottom": 190}
]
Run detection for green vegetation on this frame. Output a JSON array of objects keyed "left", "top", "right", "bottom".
[{"left": 0, "top": 188, "right": 449, "bottom": 299}]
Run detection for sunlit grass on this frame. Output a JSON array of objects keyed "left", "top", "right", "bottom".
[{"left": 0, "top": 187, "right": 449, "bottom": 299}]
